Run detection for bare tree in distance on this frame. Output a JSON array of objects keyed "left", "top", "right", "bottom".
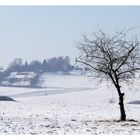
[{"left": 76, "top": 29, "right": 140, "bottom": 121}]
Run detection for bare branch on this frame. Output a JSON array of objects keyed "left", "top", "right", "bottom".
[
  {"left": 75, "top": 59, "right": 109, "bottom": 74},
  {"left": 76, "top": 29, "right": 140, "bottom": 86}
]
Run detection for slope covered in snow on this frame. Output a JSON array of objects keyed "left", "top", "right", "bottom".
[{"left": 0, "top": 73, "right": 140, "bottom": 134}]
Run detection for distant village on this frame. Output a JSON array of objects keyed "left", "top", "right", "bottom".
[{"left": 0, "top": 56, "right": 91, "bottom": 87}]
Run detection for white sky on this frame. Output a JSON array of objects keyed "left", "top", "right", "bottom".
[{"left": 0, "top": 6, "right": 140, "bottom": 67}]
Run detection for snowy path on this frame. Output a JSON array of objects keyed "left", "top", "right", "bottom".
[{"left": 0, "top": 86, "right": 93, "bottom": 98}]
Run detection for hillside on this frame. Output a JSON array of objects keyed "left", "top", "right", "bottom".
[{"left": 0, "top": 74, "right": 140, "bottom": 134}]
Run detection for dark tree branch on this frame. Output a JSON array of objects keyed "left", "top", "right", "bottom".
[{"left": 76, "top": 59, "right": 109, "bottom": 74}]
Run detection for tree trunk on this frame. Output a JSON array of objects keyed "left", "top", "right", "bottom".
[
  {"left": 115, "top": 84, "right": 126, "bottom": 121},
  {"left": 118, "top": 93, "right": 126, "bottom": 121}
]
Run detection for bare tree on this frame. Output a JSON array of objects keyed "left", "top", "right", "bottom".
[{"left": 76, "top": 29, "right": 140, "bottom": 121}]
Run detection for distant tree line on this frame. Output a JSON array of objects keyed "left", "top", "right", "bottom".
[
  {"left": 0, "top": 56, "right": 73, "bottom": 84},
  {"left": 6, "top": 56, "right": 72, "bottom": 73}
]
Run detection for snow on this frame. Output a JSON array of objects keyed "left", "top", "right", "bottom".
[{"left": 0, "top": 73, "right": 140, "bottom": 134}]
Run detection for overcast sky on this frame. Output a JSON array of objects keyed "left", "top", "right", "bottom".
[{"left": 0, "top": 6, "right": 140, "bottom": 67}]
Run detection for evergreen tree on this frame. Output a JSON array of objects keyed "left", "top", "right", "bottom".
[{"left": 42, "top": 59, "right": 47, "bottom": 72}]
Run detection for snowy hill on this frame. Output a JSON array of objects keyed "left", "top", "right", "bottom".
[{"left": 0, "top": 73, "right": 140, "bottom": 134}]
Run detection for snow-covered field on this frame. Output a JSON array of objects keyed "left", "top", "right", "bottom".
[{"left": 0, "top": 73, "right": 140, "bottom": 134}]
